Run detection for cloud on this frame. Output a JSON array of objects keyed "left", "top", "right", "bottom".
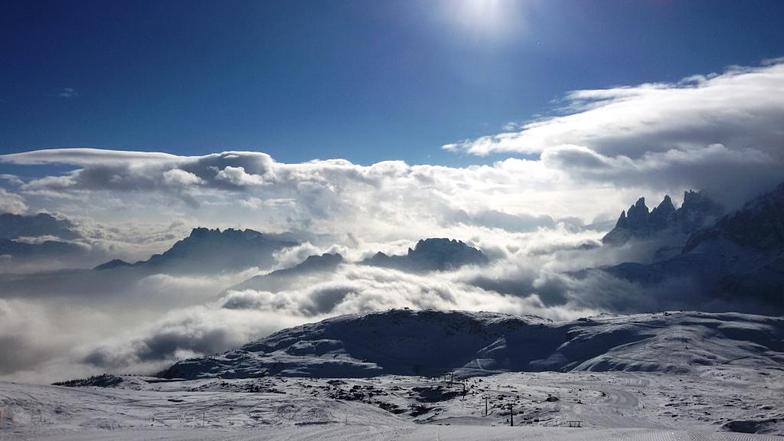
[
  {"left": 83, "top": 307, "right": 301, "bottom": 370},
  {"left": 162, "top": 169, "right": 203, "bottom": 186},
  {"left": 80, "top": 257, "right": 582, "bottom": 373},
  {"left": 0, "top": 219, "right": 774, "bottom": 381},
  {"left": 2, "top": 59, "right": 783, "bottom": 382},
  {"left": 0, "top": 188, "right": 27, "bottom": 214},
  {"left": 57, "top": 87, "right": 78, "bottom": 99},
  {"left": 1, "top": 148, "right": 648, "bottom": 241},
  {"left": 445, "top": 60, "right": 784, "bottom": 205}
]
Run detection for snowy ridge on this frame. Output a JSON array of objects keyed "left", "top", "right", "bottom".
[{"left": 160, "top": 309, "right": 784, "bottom": 380}]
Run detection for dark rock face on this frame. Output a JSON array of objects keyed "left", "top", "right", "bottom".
[
  {"left": 363, "top": 238, "right": 488, "bottom": 272},
  {"left": 649, "top": 195, "right": 676, "bottom": 229},
  {"left": 602, "top": 191, "right": 723, "bottom": 245},
  {"left": 684, "top": 182, "right": 784, "bottom": 254},
  {"left": 94, "top": 228, "right": 298, "bottom": 275},
  {"left": 93, "top": 259, "right": 133, "bottom": 271}
]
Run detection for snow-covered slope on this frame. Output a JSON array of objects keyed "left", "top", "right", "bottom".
[
  {"left": 4, "top": 369, "right": 784, "bottom": 439},
  {"left": 159, "top": 309, "right": 784, "bottom": 380}
]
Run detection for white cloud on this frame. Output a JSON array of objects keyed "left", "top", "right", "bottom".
[
  {"left": 1, "top": 148, "right": 648, "bottom": 241},
  {"left": 445, "top": 61, "right": 784, "bottom": 158},
  {"left": 163, "top": 169, "right": 203, "bottom": 186},
  {"left": 0, "top": 188, "right": 27, "bottom": 214},
  {"left": 215, "top": 166, "right": 268, "bottom": 186},
  {"left": 57, "top": 87, "right": 78, "bottom": 99},
  {"left": 444, "top": 60, "right": 784, "bottom": 204}
]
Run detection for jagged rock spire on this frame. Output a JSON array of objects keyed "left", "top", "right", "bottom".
[{"left": 602, "top": 191, "right": 723, "bottom": 245}]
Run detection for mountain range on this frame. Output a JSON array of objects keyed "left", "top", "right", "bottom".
[
  {"left": 94, "top": 227, "right": 298, "bottom": 274},
  {"left": 603, "top": 182, "right": 784, "bottom": 314},
  {"left": 602, "top": 190, "right": 724, "bottom": 261}
]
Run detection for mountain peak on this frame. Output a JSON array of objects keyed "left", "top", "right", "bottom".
[{"left": 364, "top": 238, "right": 488, "bottom": 272}]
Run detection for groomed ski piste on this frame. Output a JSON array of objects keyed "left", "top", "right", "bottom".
[{"left": 1, "top": 369, "right": 782, "bottom": 440}]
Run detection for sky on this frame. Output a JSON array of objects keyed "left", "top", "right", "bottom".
[
  {"left": 1, "top": 1, "right": 784, "bottom": 382},
  {"left": 2, "top": 0, "right": 784, "bottom": 166}
]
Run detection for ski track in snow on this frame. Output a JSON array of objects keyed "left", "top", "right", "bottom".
[{"left": 1, "top": 369, "right": 782, "bottom": 440}]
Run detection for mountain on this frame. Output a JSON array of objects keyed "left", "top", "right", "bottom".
[
  {"left": 362, "top": 238, "right": 488, "bottom": 272},
  {"left": 94, "top": 228, "right": 297, "bottom": 274},
  {"left": 0, "top": 212, "right": 80, "bottom": 240},
  {"left": 602, "top": 191, "right": 723, "bottom": 250},
  {"left": 230, "top": 253, "right": 344, "bottom": 292},
  {"left": 159, "top": 308, "right": 784, "bottom": 380},
  {"left": 93, "top": 259, "right": 133, "bottom": 271},
  {"left": 604, "top": 182, "right": 784, "bottom": 313}
]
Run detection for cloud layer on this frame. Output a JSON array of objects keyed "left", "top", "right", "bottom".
[
  {"left": 445, "top": 60, "right": 784, "bottom": 205},
  {"left": 1, "top": 59, "right": 782, "bottom": 382}
]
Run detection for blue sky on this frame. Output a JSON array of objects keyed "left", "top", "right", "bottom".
[{"left": 1, "top": 0, "right": 783, "bottom": 167}]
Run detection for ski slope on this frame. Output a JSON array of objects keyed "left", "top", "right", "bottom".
[{"left": 1, "top": 369, "right": 782, "bottom": 440}]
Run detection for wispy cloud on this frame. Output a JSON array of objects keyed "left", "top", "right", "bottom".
[{"left": 57, "top": 87, "right": 78, "bottom": 99}]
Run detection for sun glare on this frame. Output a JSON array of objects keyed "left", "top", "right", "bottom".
[{"left": 445, "top": 0, "right": 528, "bottom": 41}]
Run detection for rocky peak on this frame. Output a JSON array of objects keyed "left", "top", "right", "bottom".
[
  {"left": 649, "top": 195, "right": 676, "bottom": 229},
  {"left": 615, "top": 210, "right": 628, "bottom": 229},
  {"left": 364, "top": 238, "right": 488, "bottom": 272},
  {"left": 602, "top": 191, "right": 723, "bottom": 245},
  {"left": 625, "top": 198, "right": 650, "bottom": 229}
]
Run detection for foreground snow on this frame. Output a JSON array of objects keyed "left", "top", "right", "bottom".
[{"left": 1, "top": 369, "right": 782, "bottom": 440}]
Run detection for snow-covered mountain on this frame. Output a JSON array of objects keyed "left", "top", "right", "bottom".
[
  {"left": 159, "top": 309, "right": 784, "bottom": 380},
  {"left": 94, "top": 227, "right": 298, "bottom": 274},
  {"left": 362, "top": 238, "right": 488, "bottom": 272},
  {"left": 602, "top": 191, "right": 723, "bottom": 257},
  {"left": 604, "top": 182, "right": 784, "bottom": 313}
]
